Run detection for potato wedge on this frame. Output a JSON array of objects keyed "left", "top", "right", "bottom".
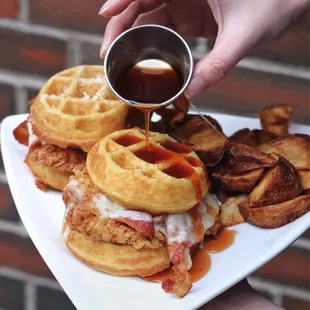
[
  {"left": 259, "top": 104, "right": 292, "bottom": 136},
  {"left": 249, "top": 156, "right": 302, "bottom": 208},
  {"left": 226, "top": 143, "right": 276, "bottom": 173},
  {"left": 168, "top": 114, "right": 229, "bottom": 166},
  {"left": 215, "top": 187, "right": 236, "bottom": 203},
  {"left": 298, "top": 169, "right": 310, "bottom": 190},
  {"left": 239, "top": 195, "right": 310, "bottom": 228},
  {"left": 220, "top": 195, "right": 247, "bottom": 226},
  {"left": 230, "top": 128, "right": 278, "bottom": 147},
  {"left": 258, "top": 134, "right": 310, "bottom": 170},
  {"left": 213, "top": 168, "right": 264, "bottom": 192}
]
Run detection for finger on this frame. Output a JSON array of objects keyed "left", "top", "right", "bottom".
[
  {"left": 99, "top": 0, "right": 166, "bottom": 17},
  {"left": 99, "top": 0, "right": 133, "bottom": 17},
  {"left": 184, "top": 35, "right": 250, "bottom": 99},
  {"left": 133, "top": 4, "right": 170, "bottom": 27},
  {"left": 100, "top": 1, "right": 141, "bottom": 57}
]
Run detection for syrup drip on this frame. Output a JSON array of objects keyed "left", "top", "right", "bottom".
[
  {"left": 143, "top": 228, "right": 235, "bottom": 284},
  {"left": 114, "top": 61, "right": 184, "bottom": 147},
  {"left": 188, "top": 207, "right": 205, "bottom": 242},
  {"left": 203, "top": 228, "right": 236, "bottom": 253},
  {"left": 144, "top": 248, "right": 211, "bottom": 283},
  {"left": 136, "top": 105, "right": 157, "bottom": 147}
]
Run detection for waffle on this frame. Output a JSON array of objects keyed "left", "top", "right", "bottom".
[
  {"left": 87, "top": 128, "right": 210, "bottom": 214},
  {"left": 63, "top": 222, "right": 170, "bottom": 277},
  {"left": 30, "top": 65, "right": 129, "bottom": 152}
]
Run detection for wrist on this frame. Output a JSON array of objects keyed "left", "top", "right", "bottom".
[{"left": 200, "top": 280, "right": 284, "bottom": 310}]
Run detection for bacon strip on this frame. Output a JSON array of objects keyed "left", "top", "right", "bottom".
[
  {"left": 162, "top": 242, "right": 192, "bottom": 297},
  {"left": 112, "top": 217, "right": 154, "bottom": 238},
  {"left": 13, "top": 120, "right": 29, "bottom": 146}
]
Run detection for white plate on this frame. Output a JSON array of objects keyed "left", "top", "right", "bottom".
[{"left": 1, "top": 113, "right": 310, "bottom": 310}]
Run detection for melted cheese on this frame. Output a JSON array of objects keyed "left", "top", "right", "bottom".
[
  {"left": 62, "top": 225, "right": 71, "bottom": 242},
  {"left": 27, "top": 120, "right": 39, "bottom": 147},
  {"left": 155, "top": 194, "right": 220, "bottom": 270},
  {"left": 65, "top": 178, "right": 220, "bottom": 271},
  {"left": 93, "top": 195, "right": 152, "bottom": 223}
]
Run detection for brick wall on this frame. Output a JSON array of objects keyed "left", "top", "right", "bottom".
[{"left": 0, "top": 1, "right": 309, "bottom": 310}]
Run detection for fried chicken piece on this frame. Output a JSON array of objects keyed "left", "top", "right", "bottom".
[
  {"left": 31, "top": 144, "right": 86, "bottom": 173},
  {"left": 66, "top": 201, "right": 166, "bottom": 250}
]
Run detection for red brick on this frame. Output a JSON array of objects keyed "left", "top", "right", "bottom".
[
  {"left": 283, "top": 297, "right": 310, "bottom": 310},
  {"left": 251, "top": 30, "right": 310, "bottom": 67},
  {"left": 0, "top": 0, "right": 19, "bottom": 18},
  {"left": 0, "top": 30, "right": 66, "bottom": 77},
  {"left": 0, "top": 183, "right": 20, "bottom": 222},
  {"left": 0, "top": 275, "right": 24, "bottom": 310},
  {"left": 254, "top": 247, "right": 310, "bottom": 288},
  {"left": 193, "top": 68, "right": 310, "bottom": 125},
  {"left": 0, "top": 84, "right": 15, "bottom": 120},
  {"left": 0, "top": 231, "right": 54, "bottom": 278},
  {"left": 30, "top": 0, "right": 108, "bottom": 33},
  {"left": 208, "top": 29, "right": 310, "bottom": 66},
  {"left": 37, "top": 287, "right": 76, "bottom": 310}
]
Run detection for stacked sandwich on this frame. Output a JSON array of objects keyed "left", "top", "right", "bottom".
[
  {"left": 14, "top": 65, "right": 129, "bottom": 190},
  {"left": 62, "top": 128, "right": 221, "bottom": 297}
]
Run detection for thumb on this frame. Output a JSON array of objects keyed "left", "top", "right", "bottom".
[{"left": 184, "top": 35, "right": 251, "bottom": 99}]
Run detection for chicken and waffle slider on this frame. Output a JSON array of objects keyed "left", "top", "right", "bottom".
[
  {"left": 62, "top": 128, "right": 220, "bottom": 297},
  {"left": 13, "top": 65, "right": 129, "bottom": 191}
]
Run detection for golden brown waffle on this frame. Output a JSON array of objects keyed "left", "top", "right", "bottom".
[
  {"left": 63, "top": 222, "right": 170, "bottom": 277},
  {"left": 87, "top": 128, "right": 210, "bottom": 214},
  {"left": 30, "top": 65, "right": 129, "bottom": 152}
]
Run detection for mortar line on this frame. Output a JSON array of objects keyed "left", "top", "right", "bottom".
[
  {"left": 19, "top": 0, "right": 29, "bottom": 22},
  {"left": 0, "top": 19, "right": 309, "bottom": 80},
  {"left": 0, "top": 70, "right": 46, "bottom": 88},
  {"left": 0, "top": 267, "right": 62, "bottom": 291},
  {"left": 24, "top": 283, "right": 37, "bottom": 310},
  {"left": 66, "top": 40, "right": 82, "bottom": 67},
  {"left": 14, "top": 86, "right": 29, "bottom": 114},
  {"left": 0, "top": 171, "right": 7, "bottom": 184},
  {"left": 0, "top": 218, "right": 29, "bottom": 237},
  {"left": 249, "top": 277, "right": 310, "bottom": 301}
]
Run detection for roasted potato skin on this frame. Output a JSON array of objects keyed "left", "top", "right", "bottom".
[
  {"left": 258, "top": 134, "right": 310, "bottom": 170},
  {"left": 298, "top": 169, "right": 310, "bottom": 191},
  {"left": 259, "top": 104, "right": 292, "bottom": 136},
  {"left": 230, "top": 129, "right": 278, "bottom": 147},
  {"left": 213, "top": 168, "right": 264, "bottom": 193},
  {"left": 249, "top": 156, "right": 302, "bottom": 208},
  {"left": 239, "top": 195, "right": 310, "bottom": 228},
  {"left": 226, "top": 143, "right": 276, "bottom": 173}
]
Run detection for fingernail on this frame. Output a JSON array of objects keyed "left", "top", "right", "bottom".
[
  {"left": 98, "top": 1, "right": 111, "bottom": 15},
  {"left": 184, "top": 76, "right": 204, "bottom": 99},
  {"left": 100, "top": 42, "right": 106, "bottom": 58}
]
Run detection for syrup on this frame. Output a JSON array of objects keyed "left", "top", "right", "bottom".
[
  {"left": 188, "top": 207, "right": 205, "bottom": 242},
  {"left": 203, "top": 228, "right": 236, "bottom": 253},
  {"left": 114, "top": 60, "right": 184, "bottom": 146},
  {"left": 143, "top": 229, "right": 235, "bottom": 285},
  {"left": 114, "top": 61, "right": 183, "bottom": 104},
  {"left": 144, "top": 248, "right": 211, "bottom": 283},
  {"left": 114, "top": 134, "right": 143, "bottom": 147},
  {"left": 134, "top": 144, "right": 203, "bottom": 203}
]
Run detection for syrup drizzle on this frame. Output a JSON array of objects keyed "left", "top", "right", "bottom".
[
  {"left": 203, "top": 228, "right": 236, "bottom": 253},
  {"left": 114, "top": 61, "right": 183, "bottom": 147},
  {"left": 133, "top": 144, "right": 203, "bottom": 203},
  {"left": 144, "top": 228, "right": 235, "bottom": 284}
]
